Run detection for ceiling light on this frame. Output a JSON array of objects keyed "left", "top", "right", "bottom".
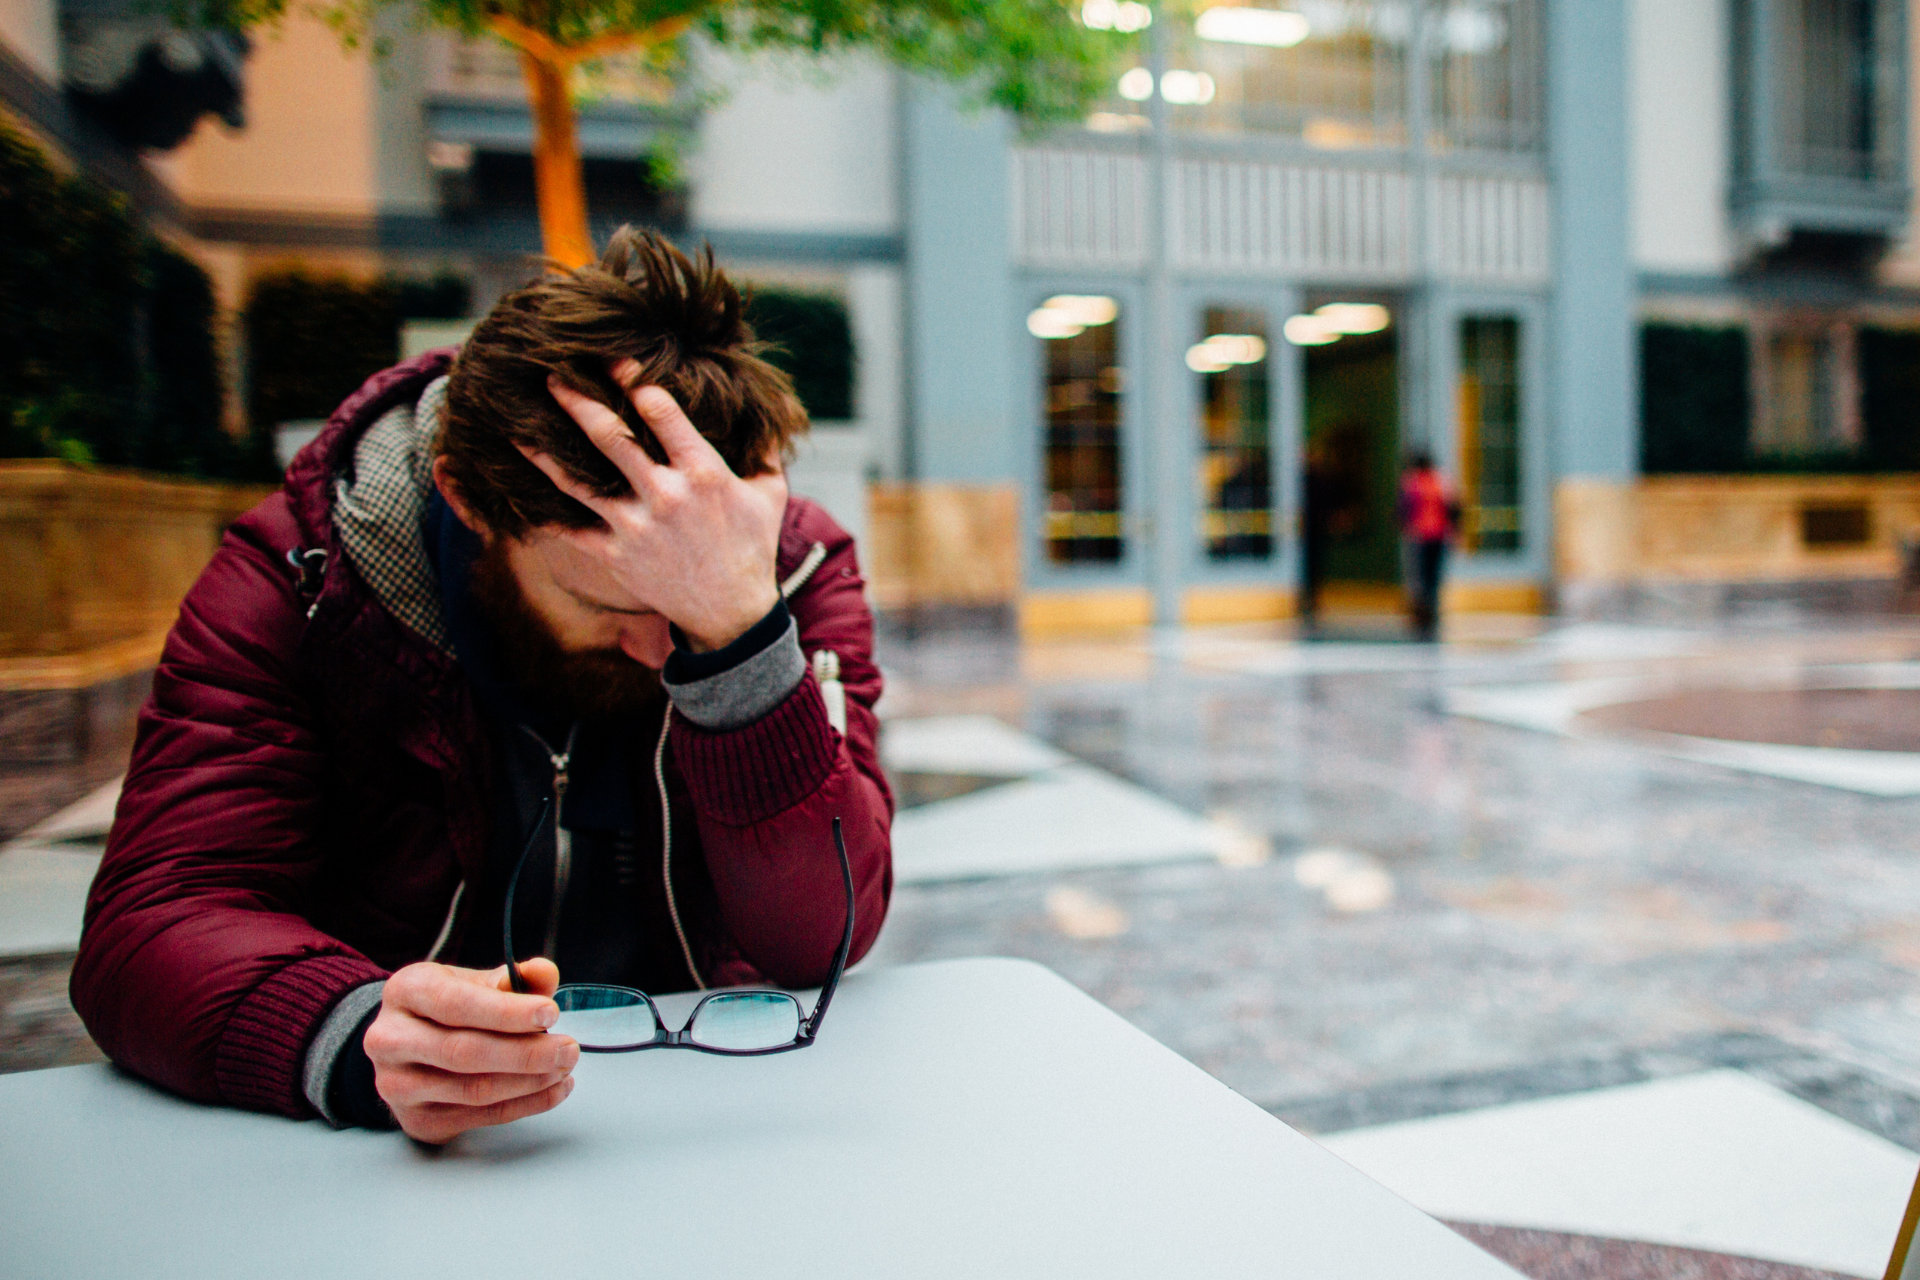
[
  {"left": 1186, "top": 343, "right": 1232, "bottom": 373},
  {"left": 1044, "top": 295, "right": 1120, "bottom": 327},
  {"left": 1314, "top": 302, "right": 1390, "bottom": 334},
  {"left": 1117, "top": 67, "right": 1155, "bottom": 100},
  {"left": 1083, "top": 0, "right": 1152, "bottom": 30},
  {"left": 1028, "top": 308, "right": 1086, "bottom": 340},
  {"left": 1159, "top": 69, "right": 1216, "bottom": 105},
  {"left": 1283, "top": 314, "right": 1340, "bottom": 345},
  {"left": 1195, "top": 6, "right": 1310, "bottom": 47}
]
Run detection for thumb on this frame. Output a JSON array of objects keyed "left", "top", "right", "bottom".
[{"left": 491, "top": 957, "right": 562, "bottom": 997}]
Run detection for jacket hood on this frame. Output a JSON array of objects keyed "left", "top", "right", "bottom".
[{"left": 284, "top": 349, "right": 458, "bottom": 653}]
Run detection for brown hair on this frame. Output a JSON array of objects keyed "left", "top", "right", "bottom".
[{"left": 438, "top": 227, "right": 808, "bottom": 537}]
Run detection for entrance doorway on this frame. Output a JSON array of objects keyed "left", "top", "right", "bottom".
[{"left": 1298, "top": 297, "right": 1401, "bottom": 618}]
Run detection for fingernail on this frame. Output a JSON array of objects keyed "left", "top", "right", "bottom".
[{"left": 533, "top": 1002, "right": 557, "bottom": 1028}]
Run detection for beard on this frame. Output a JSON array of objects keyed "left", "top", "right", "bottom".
[{"left": 468, "top": 538, "right": 662, "bottom": 721}]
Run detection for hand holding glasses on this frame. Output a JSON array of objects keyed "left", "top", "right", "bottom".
[{"left": 503, "top": 814, "right": 854, "bottom": 1055}]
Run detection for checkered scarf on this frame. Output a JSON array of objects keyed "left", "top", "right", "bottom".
[{"left": 331, "top": 375, "right": 452, "bottom": 654}]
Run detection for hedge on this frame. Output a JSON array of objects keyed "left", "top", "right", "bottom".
[
  {"left": 244, "top": 270, "right": 470, "bottom": 429},
  {"left": 0, "top": 124, "right": 260, "bottom": 478},
  {"left": 746, "top": 289, "right": 854, "bottom": 422}
]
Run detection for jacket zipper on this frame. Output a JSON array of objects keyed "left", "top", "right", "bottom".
[{"left": 522, "top": 723, "right": 578, "bottom": 962}]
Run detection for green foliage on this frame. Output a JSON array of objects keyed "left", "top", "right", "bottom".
[
  {"left": 244, "top": 272, "right": 401, "bottom": 428},
  {"left": 396, "top": 272, "right": 472, "bottom": 320},
  {"left": 747, "top": 288, "right": 854, "bottom": 421},
  {"left": 0, "top": 124, "right": 258, "bottom": 479},
  {"left": 180, "top": 0, "right": 1120, "bottom": 128},
  {"left": 1, "top": 125, "right": 143, "bottom": 466},
  {"left": 1860, "top": 327, "right": 1920, "bottom": 471},
  {"left": 1640, "top": 325, "right": 1750, "bottom": 474}
]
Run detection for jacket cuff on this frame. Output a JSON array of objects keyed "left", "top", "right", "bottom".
[
  {"left": 663, "top": 612, "right": 806, "bottom": 731},
  {"left": 302, "top": 979, "right": 386, "bottom": 1127},
  {"left": 669, "top": 673, "right": 838, "bottom": 825},
  {"left": 214, "top": 953, "right": 390, "bottom": 1118}
]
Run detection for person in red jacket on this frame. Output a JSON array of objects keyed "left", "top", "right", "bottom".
[
  {"left": 1397, "top": 449, "right": 1460, "bottom": 643},
  {"left": 71, "top": 228, "right": 893, "bottom": 1143}
]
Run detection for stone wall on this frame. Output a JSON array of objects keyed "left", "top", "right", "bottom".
[
  {"left": 1557, "top": 475, "right": 1920, "bottom": 618},
  {"left": 0, "top": 461, "right": 275, "bottom": 661}
]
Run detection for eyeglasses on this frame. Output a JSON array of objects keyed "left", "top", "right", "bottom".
[{"left": 503, "top": 810, "right": 854, "bottom": 1055}]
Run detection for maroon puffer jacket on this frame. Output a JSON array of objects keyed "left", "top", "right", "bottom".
[{"left": 70, "top": 351, "right": 893, "bottom": 1119}]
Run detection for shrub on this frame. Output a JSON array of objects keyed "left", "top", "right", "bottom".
[
  {"left": 1640, "top": 324, "right": 1749, "bottom": 474},
  {"left": 244, "top": 273, "right": 401, "bottom": 430},
  {"left": 746, "top": 289, "right": 854, "bottom": 422},
  {"left": 0, "top": 124, "right": 254, "bottom": 478}
]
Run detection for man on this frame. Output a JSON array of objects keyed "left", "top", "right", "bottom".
[{"left": 71, "top": 229, "right": 892, "bottom": 1143}]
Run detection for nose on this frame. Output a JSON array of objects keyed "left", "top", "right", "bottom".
[{"left": 618, "top": 615, "right": 674, "bottom": 668}]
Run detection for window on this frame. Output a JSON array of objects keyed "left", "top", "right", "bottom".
[
  {"left": 1772, "top": 0, "right": 1888, "bottom": 180},
  {"left": 1752, "top": 318, "right": 1860, "bottom": 455},
  {"left": 1193, "top": 307, "right": 1273, "bottom": 561},
  {"left": 1168, "top": 0, "right": 1408, "bottom": 147},
  {"left": 1034, "top": 296, "right": 1126, "bottom": 564},
  {"left": 1457, "top": 316, "right": 1521, "bottom": 552},
  {"left": 1430, "top": 0, "right": 1544, "bottom": 153}
]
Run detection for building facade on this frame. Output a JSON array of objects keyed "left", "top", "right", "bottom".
[{"left": 4, "top": 0, "right": 1918, "bottom": 631}]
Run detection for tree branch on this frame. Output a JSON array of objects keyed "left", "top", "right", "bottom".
[{"left": 486, "top": 11, "right": 692, "bottom": 67}]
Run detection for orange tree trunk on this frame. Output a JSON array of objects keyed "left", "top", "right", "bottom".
[{"left": 520, "top": 51, "right": 594, "bottom": 268}]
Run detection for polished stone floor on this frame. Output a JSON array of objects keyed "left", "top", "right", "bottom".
[
  {"left": 7, "top": 614, "right": 1920, "bottom": 1275},
  {"left": 868, "top": 617, "right": 1920, "bottom": 1141}
]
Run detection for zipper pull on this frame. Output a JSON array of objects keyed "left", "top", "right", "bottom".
[{"left": 812, "top": 649, "right": 846, "bottom": 735}]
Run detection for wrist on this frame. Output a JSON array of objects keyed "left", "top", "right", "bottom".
[{"left": 681, "top": 584, "right": 780, "bottom": 653}]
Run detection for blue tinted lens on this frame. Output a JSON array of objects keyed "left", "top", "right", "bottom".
[
  {"left": 552, "top": 985, "right": 657, "bottom": 1049},
  {"left": 687, "top": 992, "right": 801, "bottom": 1051}
]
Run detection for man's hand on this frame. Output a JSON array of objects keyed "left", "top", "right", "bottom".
[
  {"left": 531, "top": 366, "right": 787, "bottom": 652},
  {"left": 364, "top": 958, "right": 579, "bottom": 1144}
]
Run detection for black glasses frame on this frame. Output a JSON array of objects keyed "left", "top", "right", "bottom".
[{"left": 503, "top": 806, "right": 854, "bottom": 1056}]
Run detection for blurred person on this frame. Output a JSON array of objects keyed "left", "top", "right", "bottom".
[
  {"left": 71, "top": 229, "right": 892, "bottom": 1143},
  {"left": 1398, "top": 449, "right": 1458, "bottom": 642},
  {"left": 1299, "top": 444, "right": 1333, "bottom": 631}
]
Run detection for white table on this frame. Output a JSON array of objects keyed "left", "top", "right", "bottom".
[{"left": 0, "top": 958, "right": 1517, "bottom": 1279}]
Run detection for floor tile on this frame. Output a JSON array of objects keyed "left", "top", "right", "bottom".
[{"left": 1318, "top": 1070, "right": 1918, "bottom": 1279}]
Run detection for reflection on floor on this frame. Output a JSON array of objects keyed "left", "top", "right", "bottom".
[
  {"left": 882, "top": 715, "right": 1243, "bottom": 884},
  {"left": 1321, "top": 1070, "right": 1916, "bottom": 1279},
  {"left": 1447, "top": 662, "right": 1920, "bottom": 795}
]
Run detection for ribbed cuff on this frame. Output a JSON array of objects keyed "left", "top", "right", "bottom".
[
  {"left": 669, "top": 674, "right": 839, "bottom": 825},
  {"left": 303, "top": 979, "right": 386, "bottom": 1127},
  {"left": 214, "top": 954, "right": 390, "bottom": 1118}
]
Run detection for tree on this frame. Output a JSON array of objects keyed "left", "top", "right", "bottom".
[{"left": 199, "top": 0, "right": 1122, "bottom": 266}]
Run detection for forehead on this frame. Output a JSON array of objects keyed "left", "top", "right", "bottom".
[{"left": 510, "top": 527, "right": 655, "bottom": 614}]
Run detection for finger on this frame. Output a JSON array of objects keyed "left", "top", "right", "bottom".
[
  {"left": 491, "top": 958, "right": 560, "bottom": 998},
  {"left": 388, "top": 963, "right": 558, "bottom": 1034},
  {"left": 445, "top": 1076, "right": 578, "bottom": 1139},
  {"left": 549, "top": 375, "right": 661, "bottom": 490},
  {"left": 408, "top": 1024, "right": 581, "bottom": 1076},
  {"left": 631, "top": 385, "right": 729, "bottom": 475},
  {"left": 380, "top": 1064, "right": 572, "bottom": 1109},
  {"left": 398, "top": 1077, "right": 576, "bottom": 1145},
  {"left": 515, "top": 444, "right": 618, "bottom": 522},
  {"left": 367, "top": 1012, "right": 580, "bottom": 1076}
]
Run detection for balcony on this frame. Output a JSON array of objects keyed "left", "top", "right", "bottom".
[{"left": 1731, "top": 0, "right": 1910, "bottom": 247}]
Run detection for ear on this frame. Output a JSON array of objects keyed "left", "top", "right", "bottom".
[{"left": 431, "top": 456, "right": 490, "bottom": 540}]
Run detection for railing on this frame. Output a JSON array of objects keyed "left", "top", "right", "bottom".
[{"left": 1011, "top": 144, "right": 1549, "bottom": 285}]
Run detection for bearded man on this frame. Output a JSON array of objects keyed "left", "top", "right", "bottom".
[{"left": 70, "top": 229, "right": 892, "bottom": 1143}]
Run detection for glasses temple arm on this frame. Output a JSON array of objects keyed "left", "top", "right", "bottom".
[
  {"left": 802, "top": 817, "right": 856, "bottom": 1040},
  {"left": 501, "top": 796, "right": 553, "bottom": 997}
]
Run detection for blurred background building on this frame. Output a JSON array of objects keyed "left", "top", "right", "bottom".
[{"left": 2, "top": 0, "right": 1919, "bottom": 653}]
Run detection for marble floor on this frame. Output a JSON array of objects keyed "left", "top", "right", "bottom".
[
  {"left": 9, "top": 614, "right": 1920, "bottom": 1275},
  {"left": 868, "top": 614, "right": 1920, "bottom": 1276}
]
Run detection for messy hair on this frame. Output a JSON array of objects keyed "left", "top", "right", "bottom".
[{"left": 438, "top": 227, "right": 808, "bottom": 537}]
